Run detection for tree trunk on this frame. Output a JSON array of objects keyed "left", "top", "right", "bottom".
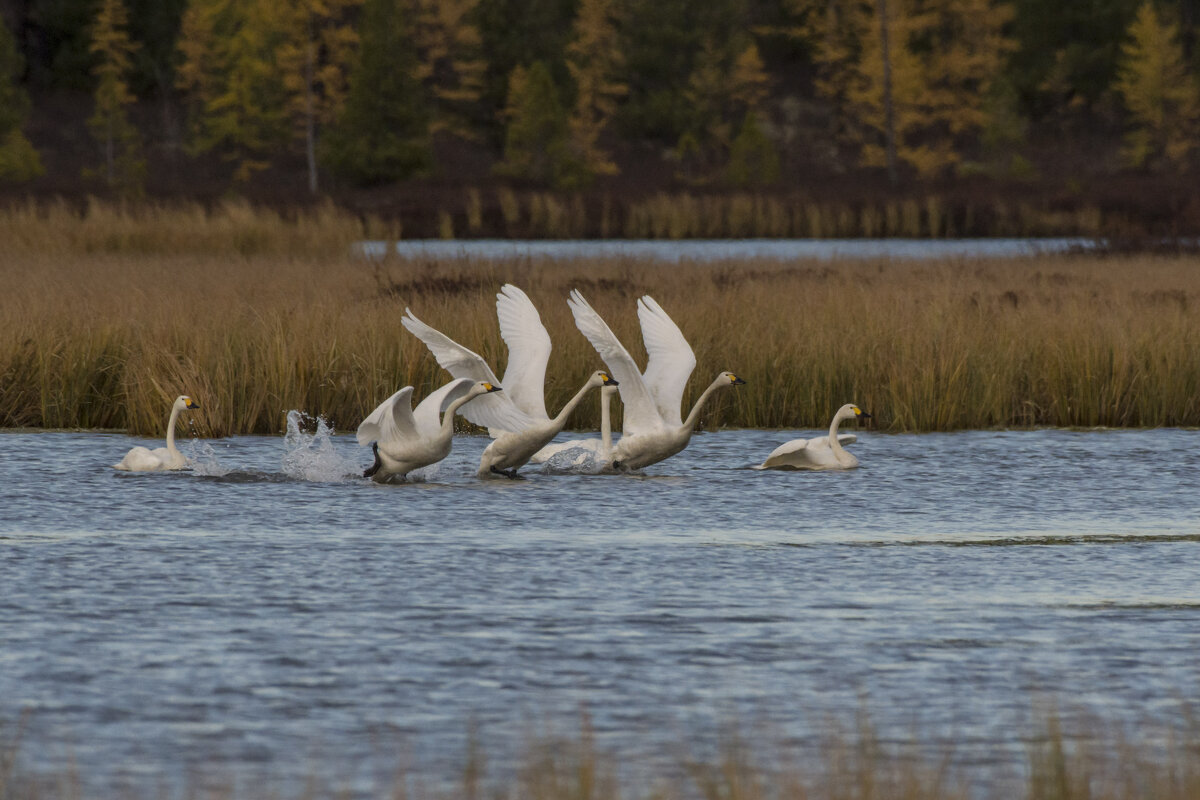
[{"left": 877, "top": 0, "right": 898, "bottom": 185}]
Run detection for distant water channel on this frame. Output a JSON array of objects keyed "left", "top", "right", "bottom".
[
  {"left": 359, "top": 237, "right": 1097, "bottom": 262},
  {"left": 2, "top": 423, "right": 1198, "bottom": 795}
]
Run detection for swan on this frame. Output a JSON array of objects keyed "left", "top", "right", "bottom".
[
  {"left": 477, "top": 370, "right": 618, "bottom": 477},
  {"left": 113, "top": 395, "right": 200, "bottom": 471},
  {"left": 357, "top": 378, "right": 501, "bottom": 482},
  {"left": 402, "top": 285, "right": 618, "bottom": 477},
  {"left": 567, "top": 289, "right": 746, "bottom": 471},
  {"left": 529, "top": 383, "right": 617, "bottom": 465},
  {"left": 755, "top": 404, "right": 872, "bottom": 470}
]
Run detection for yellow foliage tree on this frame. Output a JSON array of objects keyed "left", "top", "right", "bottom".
[
  {"left": 566, "top": 0, "right": 626, "bottom": 181},
  {"left": 86, "top": 0, "right": 144, "bottom": 193},
  {"left": 1113, "top": 2, "right": 1200, "bottom": 169},
  {"left": 411, "top": 0, "right": 485, "bottom": 140}
]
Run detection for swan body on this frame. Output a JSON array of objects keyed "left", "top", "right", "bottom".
[
  {"left": 478, "top": 370, "right": 618, "bottom": 478},
  {"left": 530, "top": 384, "right": 617, "bottom": 465},
  {"left": 357, "top": 379, "right": 501, "bottom": 482},
  {"left": 567, "top": 289, "right": 745, "bottom": 472},
  {"left": 756, "top": 404, "right": 871, "bottom": 470},
  {"left": 113, "top": 395, "right": 200, "bottom": 471}
]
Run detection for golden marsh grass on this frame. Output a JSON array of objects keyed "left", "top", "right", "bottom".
[{"left": 3, "top": 203, "right": 1199, "bottom": 436}]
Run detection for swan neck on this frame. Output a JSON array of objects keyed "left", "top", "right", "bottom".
[
  {"left": 165, "top": 404, "right": 182, "bottom": 455},
  {"left": 682, "top": 378, "right": 724, "bottom": 431},
  {"left": 441, "top": 394, "right": 475, "bottom": 439},
  {"left": 828, "top": 413, "right": 847, "bottom": 455},
  {"left": 600, "top": 391, "right": 612, "bottom": 453},
  {"left": 550, "top": 381, "right": 596, "bottom": 431}
]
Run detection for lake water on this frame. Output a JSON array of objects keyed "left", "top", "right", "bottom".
[
  {"left": 2, "top": 421, "right": 1198, "bottom": 795},
  {"left": 358, "top": 237, "right": 1097, "bottom": 262}
]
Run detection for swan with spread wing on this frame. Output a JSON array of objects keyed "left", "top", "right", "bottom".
[
  {"left": 357, "top": 378, "right": 501, "bottom": 482},
  {"left": 755, "top": 404, "right": 871, "bottom": 470},
  {"left": 402, "top": 285, "right": 617, "bottom": 478},
  {"left": 567, "top": 290, "right": 745, "bottom": 472}
]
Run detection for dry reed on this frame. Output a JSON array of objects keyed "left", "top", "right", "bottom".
[{"left": 2, "top": 203, "right": 1199, "bottom": 436}]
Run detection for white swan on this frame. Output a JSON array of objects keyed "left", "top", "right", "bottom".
[
  {"left": 568, "top": 289, "right": 746, "bottom": 471},
  {"left": 478, "top": 369, "right": 618, "bottom": 477},
  {"left": 529, "top": 383, "right": 618, "bottom": 465},
  {"left": 755, "top": 404, "right": 872, "bottom": 470},
  {"left": 357, "top": 378, "right": 501, "bottom": 482},
  {"left": 113, "top": 395, "right": 200, "bottom": 471}
]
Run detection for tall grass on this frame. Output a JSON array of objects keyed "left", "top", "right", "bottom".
[{"left": 3, "top": 204, "right": 1200, "bottom": 435}]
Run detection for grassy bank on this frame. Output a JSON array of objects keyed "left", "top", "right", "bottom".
[
  {"left": 3, "top": 203, "right": 1200, "bottom": 436},
  {"left": 3, "top": 711, "right": 1199, "bottom": 799}
]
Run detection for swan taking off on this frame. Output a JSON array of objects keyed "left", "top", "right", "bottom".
[
  {"left": 357, "top": 379, "right": 501, "bottom": 482},
  {"left": 756, "top": 404, "right": 872, "bottom": 470},
  {"left": 529, "top": 383, "right": 618, "bottom": 466},
  {"left": 568, "top": 289, "right": 745, "bottom": 472},
  {"left": 113, "top": 395, "right": 201, "bottom": 471},
  {"left": 403, "top": 285, "right": 618, "bottom": 478}
]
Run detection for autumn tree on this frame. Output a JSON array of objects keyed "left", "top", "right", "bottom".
[
  {"left": 86, "top": 0, "right": 145, "bottom": 193},
  {"left": 277, "top": 0, "right": 361, "bottom": 193},
  {"left": 1113, "top": 2, "right": 1200, "bottom": 169},
  {"left": 177, "top": 0, "right": 291, "bottom": 183},
  {"left": 495, "top": 61, "right": 574, "bottom": 185},
  {"left": 0, "top": 14, "right": 43, "bottom": 181},
  {"left": 565, "top": 0, "right": 626, "bottom": 182},
  {"left": 320, "top": 0, "right": 430, "bottom": 184},
  {"left": 411, "top": 0, "right": 485, "bottom": 140}
]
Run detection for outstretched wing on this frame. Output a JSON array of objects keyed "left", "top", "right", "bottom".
[
  {"left": 496, "top": 284, "right": 551, "bottom": 421},
  {"left": 411, "top": 378, "right": 475, "bottom": 438},
  {"left": 357, "top": 386, "right": 417, "bottom": 446},
  {"left": 637, "top": 295, "right": 696, "bottom": 427},
  {"left": 759, "top": 437, "right": 816, "bottom": 469},
  {"left": 567, "top": 289, "right": 664, "bottom": 436},
  {"left": 402, "top": 308, "right": 537, "bottom": 433}
]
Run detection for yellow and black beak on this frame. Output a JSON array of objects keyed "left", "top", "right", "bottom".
[
  {"left": 854, "top": 407, "right": 872, "bottom": 419},
  {"left": 730, "top": 374, "right": 747, "bottom": 385},
  {"left": 601, "top": 373, "right": 619, "bottom": 386},
  {"left": 185, "top": 398, "right": 200, "bottom": 409},
  {"left": 484, "top": 382, "right": 502, "bottom": 393}
]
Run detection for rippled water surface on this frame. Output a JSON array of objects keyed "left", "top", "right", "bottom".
[{"left": 2, "top": 423, "right": 1199, "bottom": 793}]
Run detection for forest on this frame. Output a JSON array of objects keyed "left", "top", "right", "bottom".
[{"left": 0, "top": 0, "right": 1198, "bottom": 237}]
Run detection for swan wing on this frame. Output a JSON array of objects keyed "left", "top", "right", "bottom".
[
  {"left": 402, "top": 308, "right": 537, "bottom": 433},
  {"left": 637, "top": 295, "right": 696, "bottom": 427},
  {"left": 410, "top": 377, "right": 476, "bottom": 438},
  {"left": 357, "top": 386, "right": 418, "bottom": 446},
  {"left": 838, "top": 434, "right": 857, "bottom": 446},
  {"left": 496, "top": 284, "right": 551, "bottom": 420},
  {"left": 759, "top": 437, "right": 822, "bottom": 469},
  {"left": 567, "top": 289, "right": 664, "bottom": 436}
]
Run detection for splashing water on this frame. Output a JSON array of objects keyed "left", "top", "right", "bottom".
[
  {"left": 543, "top": 446, "right": 611, "bottom": 474},
  {"left": 281, "top": 410, "right": 363, "bottom": 482},
  {"left": 185, "top": 438, "right": 231, "bottom": 477}
]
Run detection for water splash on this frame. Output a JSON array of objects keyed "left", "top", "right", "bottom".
[
  {"left": 543, "top": 446, "right": 612, "bottom": 474},
  {"left": 186, "top": 438, "right": 231, "bottom": 477},
  {"left": 281, "top": 410, "right": 364, "bottom": 482}
]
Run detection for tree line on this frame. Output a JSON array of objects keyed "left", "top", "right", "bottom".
[{"left": 0, "top": 0, "right": 1198, "bottom": 196}]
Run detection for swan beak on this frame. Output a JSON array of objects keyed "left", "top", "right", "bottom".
[
  {"left": 601, "top": 374, "right": 619, "bottom": 386},
  {"left": 730, "top": 375, "right": 746, "bottom": 385},
  {"left": 186, "top": 399, "right": 200, "bottom": 409},
  {"left": 484, "top": 383, "right": 502, "bottom": 393},
  {"left": 855, "top": 408, "right": 872, "bottom": 419}
]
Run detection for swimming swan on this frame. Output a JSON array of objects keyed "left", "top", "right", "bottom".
[
  {"left": 478, "top": 370, "right": 618, "bottom": 478},
  {"left": 568, "top": 289, "right": 746, "bottom": 471},
  {"left": 529, "top": 384, "right": 618, "bottom": 465},
  {"left": 357, "top": 379, "right": 501, "bottom": 482},
  {"left": 112, "top": 395, "right": 200, "bottom": 471},
  {"left": 756, "top": 404, "right": 872, "bottom": 470}
]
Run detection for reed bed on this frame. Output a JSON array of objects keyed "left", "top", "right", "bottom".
[
  {"left": 3, "top": 709, "right": 1199, "bottom": 799},
  {"left": 3, "top": 204, "right": 1200, "bottom": 435}
]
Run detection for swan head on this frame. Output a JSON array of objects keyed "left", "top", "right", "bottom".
[
  {"left": 589, "top": 370, "right": 619, "bottom": 388},
  {"left": 719, "top": 371, "right": 747, "bottom": 386},
  {"left": 837, "top": 404, "right": 871, "bottom": 422},
  {"left": 471, "top": 381, "right": 503, "bottom": 397},
  {"left": 175, "top": 395, "right": 200, "bottom": 410}
]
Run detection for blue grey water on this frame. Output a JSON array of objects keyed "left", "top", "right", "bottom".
[{"left": 2, "top": 421, "right": 1198, "bottom": 795}]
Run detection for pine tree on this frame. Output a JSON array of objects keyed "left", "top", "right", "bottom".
[
  {"left": 411, "top": 0, "right": 485, "bottom": 140},
  {"left": 277, "top": 0, "right": 362, "bottom": 193},
  {"left": 1114, "top": 2, "right": 1200, "bottom": 168},
  {"left": 86, "top": 0, "right": 145, "bottom": 193},
  {"left": 177, "top": 0, "right": 291, "bottom": 183},
  {"left": 565, "top": 0, "right": 626, "bottom": 182},
  {"left": 495, "top": 61, "right": 573, "bottom": 185},
  {"left": 727, "top": 111, "right": 780, "bottom": 186},
  {"left": 320, "top": 0, "right": 431, "bottom": 184},
  {"left": 0, "top": 14, "right": 43, "bottom": 181}
]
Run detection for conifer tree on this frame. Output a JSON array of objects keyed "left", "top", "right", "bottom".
[
  {"left": 277, "top": 0, "right": 362, "bottom": 193},
  {"left": 1113, "top": 2, "right": 1200, "bottom": 169},
  {"left": 727, "top": 111, "right": 780, "bottom": 186},
  {"left": 565, "top": 0, "right": 626, "bottom": 182},
  {"left": 0, "top": 14, "right": 43, "bottom": 181},
  {"left": 495, "top": 61, "right": 573, "bottom": 185},
  {"left": 411, "top": 0, "right": 486, "bottom": 140},
  {"left": 320, "top": 0, "right": 430, "bottom": 184},
  {"left": 177, "top": 0, "right": 291, "bottom": 183},
  {"left": 86, "top": 0, "right": 145, "bottom": 193}
]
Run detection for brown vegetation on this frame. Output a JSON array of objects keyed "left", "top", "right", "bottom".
[{"left": 3, "top": 202, "right": 1200, "bottom": 436}]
